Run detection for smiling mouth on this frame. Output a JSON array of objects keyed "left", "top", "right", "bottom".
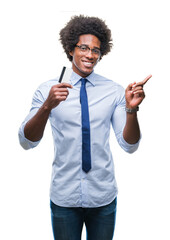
[{"left": 82, "top": 60, "right": 94, "bottom": 68}]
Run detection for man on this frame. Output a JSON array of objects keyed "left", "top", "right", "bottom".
[{"left": 18, "top": 15, "right": 151, "bottom": 240}]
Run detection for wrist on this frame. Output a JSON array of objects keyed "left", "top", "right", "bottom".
[
  {"left": 42, "top": 101, "right": 53, "bottom": 112},
  {"left": 125, "top": 106, "right": 139, "bottom": 114}
]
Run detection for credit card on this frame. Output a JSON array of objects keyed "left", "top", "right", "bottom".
[{"left": 58, "top": 66, "right": 73, "bottom": 83}]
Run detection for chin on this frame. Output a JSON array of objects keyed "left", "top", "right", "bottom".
[
  {"left": 82, "top": 67, "right": 93, "bottom": 74},
  {"left": 75, "top": 65, "right": 93, "bottom": 77}
]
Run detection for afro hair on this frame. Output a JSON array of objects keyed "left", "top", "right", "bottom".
[{"left": 59, "top": 15, "right": 113, "bottom": 61}]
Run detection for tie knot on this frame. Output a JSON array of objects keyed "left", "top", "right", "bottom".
[{"left": 81, "top": 78, "right": 87, "bottom": 86}]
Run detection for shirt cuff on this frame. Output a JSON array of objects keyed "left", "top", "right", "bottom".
[
  {"left": 119, "top": 132, "right": 141, "bottom": 153},
  {"left": 18, "top": 122, "right": 41, "bottom": 150}
]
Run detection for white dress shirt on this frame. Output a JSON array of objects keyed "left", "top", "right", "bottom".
[{"left": 18, "top": 70, "right": 140, "bottom": 208}]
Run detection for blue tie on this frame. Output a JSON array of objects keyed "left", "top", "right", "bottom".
[{"left": 80, "top": 78, "right": 91, "bottom": 173}]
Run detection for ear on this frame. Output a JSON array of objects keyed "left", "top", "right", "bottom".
[{"left": 69, "top": 50, "right": 74, "bottom": 57}]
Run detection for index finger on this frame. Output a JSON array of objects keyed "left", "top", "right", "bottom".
[
  {"left": 134, "top": 74, "right": 152, "bottom": 87},
  {"left": 57, "top": 83, "right": 73, "bottom": 88},
  {"left": 142, "top": 74, "right": 152, "bottom": 85}
]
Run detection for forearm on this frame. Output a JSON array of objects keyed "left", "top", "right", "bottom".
[
  {"left": 24, "top": 82, "right": 72, "bottom": 142},
  {"left": 123, "top": 74, "right": 152, "bottom": 144},
  {"left": 24, "top": 104, "right": 51, "bottom": 142},
  {"left": 123, "top": 112, "right": 140, "bottom": 144}
]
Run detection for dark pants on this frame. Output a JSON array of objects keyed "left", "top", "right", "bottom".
[{"left": 50, "top": 197, "right": 117, "bottom": 240}]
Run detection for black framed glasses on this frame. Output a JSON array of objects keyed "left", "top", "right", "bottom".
[{"left": 75, "top": 44, "right": 101, "bottom": 57}]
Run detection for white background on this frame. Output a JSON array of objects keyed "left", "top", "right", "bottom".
[{"left": 0, "top": 0, "right": 170, "bottom": 239}]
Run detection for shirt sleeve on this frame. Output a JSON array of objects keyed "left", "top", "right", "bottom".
[
  {"left": 18, "top": 84, "right": 47, "bottom": 150},
  {"left": 111, "top": 85, "right": 141, "bottom": 153}
]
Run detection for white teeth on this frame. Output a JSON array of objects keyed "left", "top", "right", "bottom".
[{"left": 83, "top": 61, "right": 93, "bottom": 67}]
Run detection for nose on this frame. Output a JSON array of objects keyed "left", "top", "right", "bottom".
[{"left": 85, "top": 50, "right": 93, "bottom": 59}]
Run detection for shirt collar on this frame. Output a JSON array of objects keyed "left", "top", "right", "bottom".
[{"left": 70, "top": 70, "right": 96, "bottom": 86}]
